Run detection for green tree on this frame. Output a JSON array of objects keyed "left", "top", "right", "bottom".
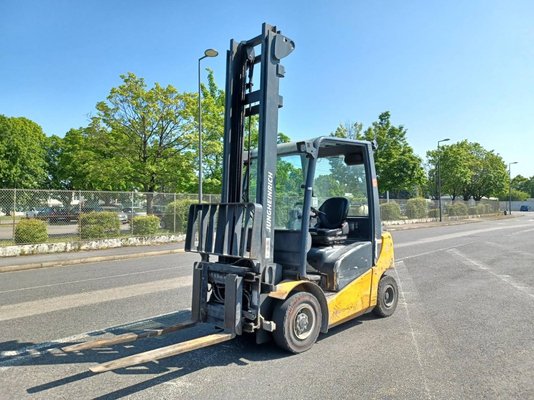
[
  {"left": 462, "top": 143, "right": 507, "bottom": 201},
  {"left": 512, "top": 175, "right": 534, "bottom": 198},
  {"left": 427, "top": 140, "right": 507, "bottom": 201},
  {"left": 0, "top": 115, "right": 47, "bottom": 188},
  {"left": 331, "top": 113, "right": 425, "bottom": 197},
  {"left": 93, "top": 72, "right": 196, "bottom": 199},
  {"left": 426, "top": 141, "right": 473, "bottom": 200}
]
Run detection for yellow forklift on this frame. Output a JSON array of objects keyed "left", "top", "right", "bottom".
[{"left": 64, "top": 23, "right": 397, "bottom": 372}]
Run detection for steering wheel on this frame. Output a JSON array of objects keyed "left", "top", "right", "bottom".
[{"left": 310, "top": 206, "right": 325, "bottom": 217}]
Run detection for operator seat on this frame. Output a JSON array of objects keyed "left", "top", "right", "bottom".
[{"left": 310, "top": 197, "right": 350, "bottom": 246}]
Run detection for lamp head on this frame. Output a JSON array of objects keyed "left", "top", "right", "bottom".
[{"left": 204, "top": 49, "right": 218, "bottom": 58}]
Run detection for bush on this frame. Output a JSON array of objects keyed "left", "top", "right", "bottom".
[
  {"left": 15, "top": 219, "right": 48, "bottom": 244},
  {"left": 406, "top": 198, "right": 428, "bottom": 219},
  {"left": 468, "top": 206, "right": 478, "bottom": 216},
  {"left": 132, "top": 215, "right": 160, "bottom": 236},
  {"left": 428, "top": 208, "right": 439, "bottom": 218},
  {"left": 380, "top": 202, "right": 401, "bottom": 221},
  {"left": 79, "top": 212, "right": 120, "bottom": 239},
  {"left": 163, "top": 198, "right": 197, "bottom": 233},
  {"left": 446, "top": 202, "right": 468, "bottom": 216}
]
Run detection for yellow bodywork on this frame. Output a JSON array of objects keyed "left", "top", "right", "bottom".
[{"left": 269, "top": 232, "right": 395, "bottom": 329}]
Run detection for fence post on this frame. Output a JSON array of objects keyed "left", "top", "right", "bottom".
[
  {"left": 78, "top": 190, "right": 82, "bottom": 240},
  {"left": 131, "top": 192, "right": 134, "bottom": 235},
  {"left": 12, "top": 188, "right": 16, "bottom": 241},
  {"left": 173, "top": 193, "right": 176, "bottom": 233}
]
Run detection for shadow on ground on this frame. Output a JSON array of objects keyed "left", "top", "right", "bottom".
[{"left": 0, "top": 310, "right": 378, "bottom": 399}]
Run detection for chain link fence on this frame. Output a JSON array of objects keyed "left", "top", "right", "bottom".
[
  {"left": 0, "top": 189, "right": 221, "bottom": 246},
  {"left": 378, "top": 197, "right": 501, "bottom": 222},
  {"left": 0, "top": 189, "right": 502, "bottom": 246}
]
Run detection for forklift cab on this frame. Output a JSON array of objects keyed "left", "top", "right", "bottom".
[{"left": 246, "top": 136, "right": 381, "bottom": 293}]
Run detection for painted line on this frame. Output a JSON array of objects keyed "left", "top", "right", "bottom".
[
  {"left": 396, "top": 223, "right": 533, "bottom": 249},
  {"left": 397, "top": 242, "right": 474, "bottom": 261},
  {"left": 0, "top": 248, "right": 184, "bottom": 274},
  {"left": 0, "top": 276, "right": 192, "bottom": 322},
  {"left": 509, "top": 227, "right": 534, "bottom": 236},
  {"left": 0, "top": 310, "right": 188, "bottom": 365},
  {"left": 392, "top": 261, "right": 431, "bottom": 399},
  {"left": 392, "top": 260, "right": 464, "bottom": 399},
  {"left": 447, "top": 248, "right": 533, "bottom": 298},
  {"left": 0, "top": 265, "right": 182, "bottom": 294},
  {"left": 483, "top": 241, "right": 534, "bottom": 258}
]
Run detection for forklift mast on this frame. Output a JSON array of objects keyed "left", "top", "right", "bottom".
[{"left": 221, "top": 23, "right": 294, "bottom": 262}]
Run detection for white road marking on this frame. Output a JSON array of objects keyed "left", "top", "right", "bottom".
[
  {"left": 0, "top": 276, "right": 192, "bottom": 322},
  {"left": 0, "top": 310, "right": 187, "bottom": 365},
  {"left": 392, "top": 261, "right": 431, "bottom": 399},
  {"left": 447, "top": 248, "right": 533, "bottom": 298},
  {"left": 397, "top": 242, "right": 474, "bottom": 261},
  {"left": 509, "top": 227, "right": 534, "bottom": 236},
  {"left": 396, "top": 223, "right": 533, "bottom": 249},
  {"left": 0, "top": 266, "right": 181, "bottom": 294}
]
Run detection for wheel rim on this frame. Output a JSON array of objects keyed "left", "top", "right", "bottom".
[
  {"left": 293, "top": 303, "right": 316, "bottom": 340},
  {"left": 383, "top": 285, "right": 395, "bottom": 308}
]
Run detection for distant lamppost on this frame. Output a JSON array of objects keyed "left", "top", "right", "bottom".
[
  {"left": 437, "top": 138, "right": 450, "bottom": 222},
  {"left": 198, "top": 48, "right": 218, "bottom": 203},
  {"left": 508, "top": 161, "right": 518, "bottom": 215}
]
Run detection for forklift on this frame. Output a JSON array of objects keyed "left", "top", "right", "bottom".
[{"left": 63, "top": 23, "right": 397, "bottom": 372}]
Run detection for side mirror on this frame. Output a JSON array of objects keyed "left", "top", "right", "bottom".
[{"left": 345, "top": 152, "right": 364, "bottom": 165}]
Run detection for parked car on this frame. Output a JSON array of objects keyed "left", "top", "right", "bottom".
[
  {"left": 122, "top": 207, "right": 147, "bottom": 222},
  {"left": 520, "top": 205, "right": 530, "bottom": 212},
  {"left": 25, "top": 207, "right": 46, "bottom": 218},
  {"left": 37, "top": 207, "right": 72, "bottom": 223},
  {"left": 101, "top": 206, "right": 128, "bottom": 224}
]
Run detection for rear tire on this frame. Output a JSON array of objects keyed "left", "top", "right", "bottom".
[
  {"left": 272, "top": 292, "right": 322, "bottom": 354},
  {"left": 373, "top": 275, "right": 399, "bottom": 317}
]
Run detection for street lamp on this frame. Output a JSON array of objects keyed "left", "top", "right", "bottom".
[
  {"left": 198, "top": 48, "right": 218, "bottom": 203},
  {"left": 508, "top": 161, "right": 518, "bottom": 215},
  {"left": 437, "top": 138, "right": 450, "bottom": 222}
]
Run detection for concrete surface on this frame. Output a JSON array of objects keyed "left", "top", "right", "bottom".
[{"left": 0, "top": 214, "right": 533, "bottom": 399}]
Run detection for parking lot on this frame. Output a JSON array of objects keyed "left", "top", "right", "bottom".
[{"left": 0, "top": 215, "right": 533, "bottom": 399}]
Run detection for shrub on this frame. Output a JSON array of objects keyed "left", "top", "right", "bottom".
[
  {"left": 428, "top": 209, "right": 439, "bottom": 218},
  {"left": 15, "top": 219, "right": 48, "bottom": 244},
  {"left": 79, "top": 212, "right": 120, "bottom": 239},
  {"left": 132, "top": 215, "right": 160, "bottom": 236},
  {"left": 163, "top": 198, "right": 197, "bottom": 233},
  {"left": 446, "top": 202, "right": 468, "bottom": 216},
  {"left": 405, "top": 198, "right": 428, "bottom": 219},
  {"left": 380, "top": 202, "right": 401, "bottom": 221}
]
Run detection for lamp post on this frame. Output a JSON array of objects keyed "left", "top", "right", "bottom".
[
  {"left": 198, "top": 48, "right": 218, "bottom": 203},
  {"left": 508, "top": 161, "right": 518, "bottom": 215},
  {"left": 437, "top": 138, "right": 450, "bottom": 222}
]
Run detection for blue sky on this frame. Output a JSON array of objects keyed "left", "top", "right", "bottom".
[{"left": 1, "top": 0, "right": 532, "bottom": 177}]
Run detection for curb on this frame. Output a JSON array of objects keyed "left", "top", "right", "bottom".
[{"left": 0, "top": 248, "right": 184, "bottom": 273}]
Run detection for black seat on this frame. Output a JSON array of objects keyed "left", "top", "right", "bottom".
[{"left": 310, "top": 197, "right": 349, "bottom": 246}]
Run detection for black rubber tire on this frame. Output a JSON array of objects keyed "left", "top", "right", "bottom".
[
  {"left": 373, "top": 274, "right": 399, "bottom": 318},
  {"left": 272, "top": 292, "right": 322, "bottom": 354}
]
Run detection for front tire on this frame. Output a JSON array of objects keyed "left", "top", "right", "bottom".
[
  {"left": 372, "top": 275, "right": 399, "bottom": 317},
  {"left": 272, "top": 292, "right": 322, "bottom": 354}
]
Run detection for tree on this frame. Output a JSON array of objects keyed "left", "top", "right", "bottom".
[
  {"left": 0, "top": 115, "right": 47, "bottom": 188},
  {"left": 331, "top": 113, "right": 425, "bottom": 197},
  {"left": 461, "top": 143, "right": 507, "bottom": 201},
  {"left": 426, "top": 140, "right": 508, "bottom": 201},
  {"left": 181, "top": 68, "right": 226, "bottom": 194},
  {"left": 512, "top": 175, "right": 534, "bottom": 198},
  {"left": 426, "top": 141, "right": 473, "bottom": 200},
  {"left": 88, "top": 72, "right": 200, "bottom": 210}
]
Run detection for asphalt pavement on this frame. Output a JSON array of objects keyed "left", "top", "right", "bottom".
[{"left": 0, "top": 214, "right": 533, "bottom": 399}]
